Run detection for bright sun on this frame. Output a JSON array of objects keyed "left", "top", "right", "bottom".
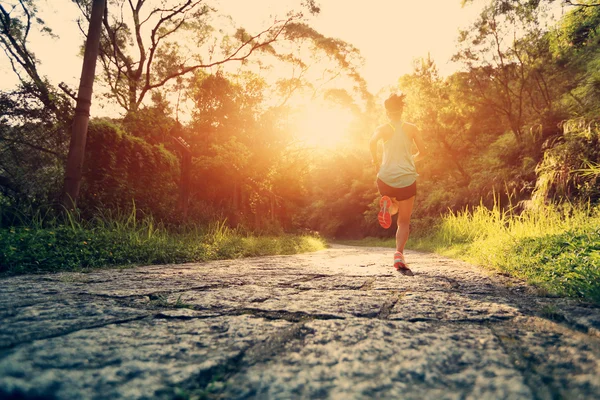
[{"left": 294, "top": 104, "right": 354, "bottom": 149}]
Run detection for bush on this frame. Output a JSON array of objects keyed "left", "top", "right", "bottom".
[
  {"left": 533, "top": 119, "right": 600, "bottom": 205},
  {"left": 79, "top": 120, "right": 179, "bottom": 221}
]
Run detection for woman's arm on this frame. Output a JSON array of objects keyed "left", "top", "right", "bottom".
[
  {"left": 369, "top": 125, "right": 393, "bottom": 169},
  {"left": 369, "top": 128, "right": 382, "bottom": 167},
  {"left": 406, "top": 123, "right": 427, "bottom": 162}
]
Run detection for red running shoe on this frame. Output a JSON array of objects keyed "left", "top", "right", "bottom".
[{"left": 378, "top": 196, "right": 392, "bottom": 229}]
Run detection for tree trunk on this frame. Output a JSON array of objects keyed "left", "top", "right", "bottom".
[
  {"left": 179, "top": 152, "right": 192, "bottom": 221},
  {"left": 62, "top": 0, "right": 106, "bottom": 209},
  {"left": 128, "top": 82, "right": 138, "bottom": 113}
]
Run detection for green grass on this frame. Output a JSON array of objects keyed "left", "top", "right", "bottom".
[
  {"left": 0, "top": 210, "right": 326, "bottom": 275},
  {"left": 334, "top": 237, "right": 396, "bottom": 248},
  {"left": 339, "top": 202, "right": 600, "bottom": 303}
]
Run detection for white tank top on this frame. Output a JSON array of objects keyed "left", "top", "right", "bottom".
[{"left": 377, "top": 121, "right": 418, "bottom": 188}]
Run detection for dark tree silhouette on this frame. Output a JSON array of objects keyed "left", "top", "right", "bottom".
[{"left": 62, "top": 0, "right": 106, "bottom": 208}]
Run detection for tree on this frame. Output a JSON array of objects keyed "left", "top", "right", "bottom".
[
  {"left": 267, "top": 23, "right": 369, "bottom": 107},
  {"left": 549, "top": 2, "right": 600, "bottom": 117},
  {"left": 454, "top": 0, "right": 563, "bottom": 141},
  {"left": 74, "top": 0, "right": 319, "bottom": 113},
  {"left": 62, "top": 0, "right": 105, "bottom": 208},
  {"left": 0, "top": 0, "right": 70, "bottom": 118},
  {"left": 0, "top": 0, "right": 73, "bottom": 203}
]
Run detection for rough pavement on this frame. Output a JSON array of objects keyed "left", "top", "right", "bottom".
[{"left": 1, "top": 245, "right": 600, "bottom": 399}]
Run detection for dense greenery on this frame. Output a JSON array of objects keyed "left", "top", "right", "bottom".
[
  {"left": 0, "top": 0, "right": 598, "bottom": 283},
  {"left": 79, "top": 120, "right": 179, "bottom": 221}
]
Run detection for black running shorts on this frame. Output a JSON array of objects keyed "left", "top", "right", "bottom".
[{"left": 377, "top": 179, "right": 417, "bottom": 201}]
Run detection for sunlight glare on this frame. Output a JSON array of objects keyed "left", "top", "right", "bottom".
[{"left": 295, "top": 104, "right": 354, "bottom": 149}]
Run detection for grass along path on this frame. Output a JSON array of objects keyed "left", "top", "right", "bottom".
[
  {"left": 339, "top": 203, "right": 600, "bottom": 303},
  {"left": 0, "top": 214, "right": 325, "bottom": 275}
]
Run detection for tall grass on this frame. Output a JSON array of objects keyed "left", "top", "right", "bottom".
[
  {"left": 409, "top": 201, "right": 600, "bottom": 302},
  {"left": 0, "top": 207, "right": 325, "bottom": 275}
]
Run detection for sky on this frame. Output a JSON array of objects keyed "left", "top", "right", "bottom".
[
  {"left": 216, "top": 0, "right": 485, "bottom": 91},
  {"left": 0, "top": 0, "right": 485, "bottom": 95}
]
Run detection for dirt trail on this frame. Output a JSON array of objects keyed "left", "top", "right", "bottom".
[{"left": 1, "top": 245, "right": 600, "bottom": 399}]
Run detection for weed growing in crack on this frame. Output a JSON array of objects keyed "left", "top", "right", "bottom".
[
  {"left": 148, "top": 293, "right": 194, "bottom": 309},
  {"left": 149, "top": 293, "right": 170, "bottom": 307},
  {"left": 540, "top": 304, "right": 564, "bottom": 321},
  {"left": 174, "top": 295, "right": 193, "bottom": 309}
]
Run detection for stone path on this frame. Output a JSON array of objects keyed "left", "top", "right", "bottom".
[{"left": 1, "top": 245, "right": 600, "bottom": 399}]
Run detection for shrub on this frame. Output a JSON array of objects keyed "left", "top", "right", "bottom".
[{"left": 79, "top": 120, "right": 179, "bottom": 221}]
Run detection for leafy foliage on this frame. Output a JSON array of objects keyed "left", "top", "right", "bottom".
[
  {"left": 533, "top": 118, "right": 600, "bottom": 204},
  {"left": 0, "top": 86, "right": 71, "bottom": 208},
  {"left": 78, "top": 120, "right": 179, "bottom": 221}
]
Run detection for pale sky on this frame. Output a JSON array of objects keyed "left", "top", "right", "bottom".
[
  {"left": 0, "top": 0, "right": 483, "bottom": 100},
  {"left": 217, "top": 0, "right": 484, "bottom": 90}
]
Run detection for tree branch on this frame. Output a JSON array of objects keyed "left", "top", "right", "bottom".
[
  {"left": 137, "top": 16, "right": 293, "bottom": 108},
  {"left": 0, "top": 41, "right": 25, "bottom": 82},
  {"left": 142, "top": 0, "right": 198, "bottom": 92},
  {"left": 0, "top": 136, "right": 61, "bottom": 156},
  {"left": 129, "top": 0, "right": 146, "bottom": 81},
  {"left": 18, "top": 0, "right": 31, "bottom": 41}
]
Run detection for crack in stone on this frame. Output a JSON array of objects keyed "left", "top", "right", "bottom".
[
  {"left": 75, "top": 284, "right": 227, "bottom": 300},
  {"left": 152, "top": 312, "right": 221, "bottom": 321},
  {"left": 491, "top": 326, "right": 560, "bottom": 400},
  {"left": 359, "top": 278, "right": 375, "bottom": 291},
  {"left": 234, "top": 308, "right": 344, "bottom": 322},
  {"left": 275, "top": 274, "right": 331, "bottom": 288},
  {"left": 152, "top": 308, "right": 344, "bottom": 323},
  {"left": 399, "top": 316, "right": 515, "bottom": 324},
  {"left": 164, "top": 322, "right": 316, "bottom": 399},
  {"left": 0, "top": 315, "right": 150, "bottom": 351},
  {"left": 377, "top": 292, "right": 401, "bottom": 319},
  {"left": 244, "top": 323, "right": 316, "bottom": 365},
  {"left": 558, "top": 316, "right": 600, "bottom": 338},
  {"left": 150, "top": 308, "right": 518, "bottom": 327},
  {"left": 0, "top": 297, "right": 71, "bottom": 312}
]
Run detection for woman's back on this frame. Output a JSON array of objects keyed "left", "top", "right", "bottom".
[{"left": 378, "top": 121, "right": 418, "bottom": 188}]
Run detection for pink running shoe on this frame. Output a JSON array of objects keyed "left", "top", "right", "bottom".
[
  {"left": 378, "top": 196, "right": 392, "bottom": 229},
  {"left": 394, "top": 251, "right": 413, "bottom": 276}
]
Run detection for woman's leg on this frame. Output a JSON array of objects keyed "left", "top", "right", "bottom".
[
  {"left": 389, "top": 198, "right": 399, "bottom": 216},
  {"left": 395, "top": 196, "right": 415, "bottom": 254}
]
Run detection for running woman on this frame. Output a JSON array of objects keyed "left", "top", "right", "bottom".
[{"left": 369, "top": 93, "right": 427, "bottom": 275}]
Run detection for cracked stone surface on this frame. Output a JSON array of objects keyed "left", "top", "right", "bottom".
[{"left": 1, "top": 245, "right": 600, "bottom": 399}]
